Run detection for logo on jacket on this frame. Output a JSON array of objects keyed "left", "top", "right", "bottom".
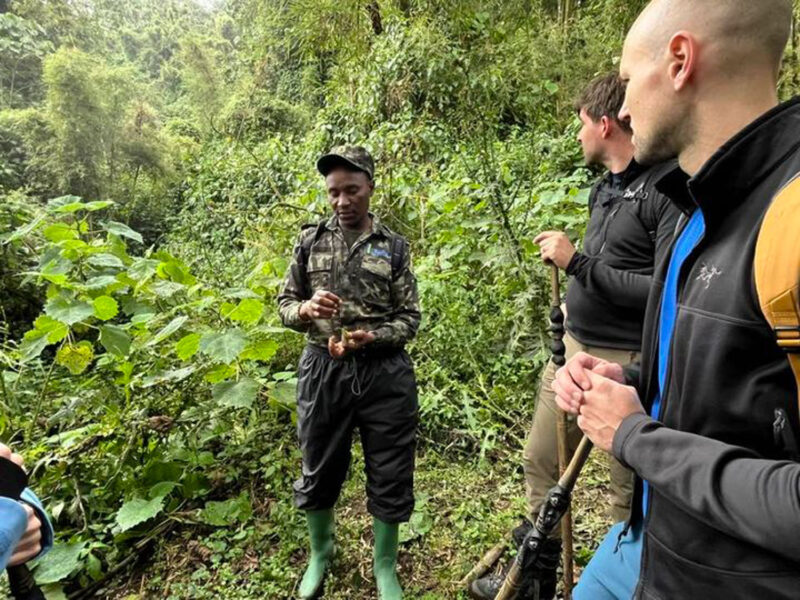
[
  {"left": 623, "top": 183, "right": 649, "bottom": 201},
  {"left": 697, "top": 263, "right": 723, "bottom": 289},
  {"left": 366, "top": 244, "right": 391, "bottom": 260}
]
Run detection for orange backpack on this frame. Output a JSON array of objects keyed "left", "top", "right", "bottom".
[{"left": 754, "top": 176, "right": 800, "bottom": 413}]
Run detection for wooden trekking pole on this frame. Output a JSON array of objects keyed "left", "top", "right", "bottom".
[
  {"left": 495, "top": 436, "right": 593, "bottom": 600},
  {"left": 549, "top": 264, "right": 574, "bottom": 598},
  {"left": 458, "top": 540, "right": 507, "bottom": 587}
]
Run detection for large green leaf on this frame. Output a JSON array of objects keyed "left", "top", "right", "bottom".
[
  {"left": 43, "top": 222, "right": 78, "bottom": 242},
  {"left": 87, "top": 253, "right": 124, "bottom": 268},
  {"left": 5, "top": 211, "right": 47, "bottom": 243},
  {"left": 224, "top": 298, "right": 264, "bottom": 324},
  {"left": 33, "top": 315, "right": 69, "bottom": 343},
  {"left": 92, "top": 295, "right": 119, "bottom": 321},
  {"left": 269, "top": 379, "right": 297, "bottom": 410},
  {"left": 45, "top": 296, "right": 94, "bottom": 326},
  {"left": 146, "top": 315, "right": 188, "bottom": 347},
  {"left": 150, "top": 280, "right": 185, "bottom": 297},
  {"left": 204, "top": 363, "right": 236, "bottom": 383},
  {"left": 34, "top": 541, "right": 86, "bottom": 584},
  {"left": 175, "top": 332, "right": 201, "bottom": 360},
  {"left": 199, "top": 329, "right": 247, "bottom": 364},
  {"left": 140, "top": 365, "right": 196, "bottom": 388},
  {"left": 115, "top": 495, "right": 165, "bottom": 532},
  {"left": 101, "top": 220, "right": 143, "bottom": 244},
  {"left": 19, "top": 334, "right": 49, "bottom": 362},
  {"left": 240, "top": 339, "right": 279, "bottom": 362},
  {"left": 199, "top": 493, "right": 252, "bottom": 527},
  {"left": 56, "top": 342, "right": 94, "bottom": 374},
  {"left": 52, "top": 198, "right": 113, "bottom": 213},
  {"left": 83, "top": 275, "right": 118, "bottom": 290},
  {"left": 212, "top": 378, "right": 259, "bottom": 408},
  {"left": 99, "top": 325, "right": 131, "bottom": 357}
]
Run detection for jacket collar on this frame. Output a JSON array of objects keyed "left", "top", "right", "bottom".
[
  {"left": 600, "top": 158, "right": 647, "bottom": 190},
  {"left": 324, "top": 213, "right": 390, "bottom": 238},
  {"left": 656, "top": 97, "right": 800, "bottom": 221}
]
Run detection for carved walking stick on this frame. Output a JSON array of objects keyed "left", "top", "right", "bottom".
[{"left": 548, "top": 264, "right": 573, "bottom": 598}]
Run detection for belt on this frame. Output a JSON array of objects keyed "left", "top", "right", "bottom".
[{"left": 305, "top": 343, "right": 404, "bottom": 361}]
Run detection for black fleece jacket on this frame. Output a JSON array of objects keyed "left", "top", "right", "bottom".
[
  {"left": 565, "top": 160, "right": 681, "bottom": 350},
  {"left": 615, "top": 98, "right": 800, "bottom": 599}
]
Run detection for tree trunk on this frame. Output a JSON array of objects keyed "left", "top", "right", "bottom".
[{"left": 367, "top": 1, "right": 383, "bottom": 35}]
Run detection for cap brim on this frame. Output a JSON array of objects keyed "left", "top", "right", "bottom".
[{"left": 316, "top": 154, "right": 371, "bottom": 178}]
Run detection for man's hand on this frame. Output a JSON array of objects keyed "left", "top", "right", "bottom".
[
  {"left": 553, "top": 352, "right": 626, "bottom": 413},
  {"left": 299, "top": 290, "right": 341, "bottom": 321},
  {"left": 575, "top": 370, "right": 646, "bottom": 453},
  {"left": 7, "top": 503, "right": 42, "bottom": 566},
  {"left": 534, "top": 231, "right": 577, "bottom": 270},
  {"left": 0, "top": 443, "right": 24, "bottom": 469},
  {"left": 327, "top": 330, "right": 377, "bottom": 359}
]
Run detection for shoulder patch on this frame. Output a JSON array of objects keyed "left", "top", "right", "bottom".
[{"left": 754, "top": 175, "right": 800, "bottom": 405}]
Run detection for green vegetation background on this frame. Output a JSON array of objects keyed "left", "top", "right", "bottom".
[{"left": 1, "top": 1, "right": 799, "bottom": 598}]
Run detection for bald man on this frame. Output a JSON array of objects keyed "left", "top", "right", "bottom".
[{"left": 552, "top": 1, "right": 800, "bottom": 598}]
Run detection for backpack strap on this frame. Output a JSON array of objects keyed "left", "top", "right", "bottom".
[
  {"left": 627, "top": 161, "right": 677, "bottom": 245},
  {"left": 754, "top": 175, "right": 800, "bottom": 411},
  {"left": 390, "top": 233, "right": 407, "bottom": 279},
  {"left": 298, "top": 221, "right": 328, "bottom": 269}
]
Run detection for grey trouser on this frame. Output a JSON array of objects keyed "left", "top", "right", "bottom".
[{"left": 523, "top": 331, "right": 639, "bottom": 526}]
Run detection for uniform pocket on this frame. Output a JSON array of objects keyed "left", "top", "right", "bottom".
[
  {"left": 359, "top": 255, "right": 392, "bottom": 307},
  {"left": 307, "top": 252, "right": 332, "bottom": 291}
]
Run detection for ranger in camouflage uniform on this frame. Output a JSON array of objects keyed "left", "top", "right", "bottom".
[{"left": 278, "top": 146, "right": 420, "bottom": 600}]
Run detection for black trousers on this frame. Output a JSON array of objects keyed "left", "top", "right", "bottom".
[{"left": 293, "top": 344, "right": 418, "bottom": 523}]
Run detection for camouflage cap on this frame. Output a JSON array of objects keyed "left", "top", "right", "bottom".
[{"left": 316, "top": 145, "right": 375, "bottom": 180}]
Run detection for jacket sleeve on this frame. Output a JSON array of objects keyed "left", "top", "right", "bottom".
[
  {"left": 371, "top": 244, "right": 421, "bottom": 347},
  {"left": 277, "top": 230, "right": 313, "bottom": 333},
  {"left": 565, "top": 193, "right": 681, "bottom": 309},
  {"left": 20, "top": 488, "right": 54, "bottom": 560},
  {"left": 0, "top": 497, "right": 28, "bottom": 569},
  {"left": 613, "top": 413, "right": 800, "bottom": 560}
]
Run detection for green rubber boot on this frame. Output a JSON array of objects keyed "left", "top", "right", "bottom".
[
  {"left": 298, "top": 509, "right": 335, "bottom": 599},
  {"left": 373, "top": 517, "right": 403, "bottom": 600}
]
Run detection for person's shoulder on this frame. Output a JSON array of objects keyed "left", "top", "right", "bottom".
[
  {"left": 373, "top": 218, "right": 408, "bottom": 244},
  {"left": 297, "top": 220, "right": 329, "bottom": 243},
  {"left": 641, "top": 159, "right": 679, "bottom": 182},
  {"left": 639, "top": 160, "right": 681, "bottom": 205}
]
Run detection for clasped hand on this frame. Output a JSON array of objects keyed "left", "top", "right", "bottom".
[
  {"left": 552, "top": 353, "right": 646, "bottom": 452},
  {"left": 299, "top": 290, "right": 376, "bottom": 358}
]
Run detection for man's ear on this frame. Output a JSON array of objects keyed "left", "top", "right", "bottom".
[
  {"left": 600, "top": 115, "right": 612, "bottom": 139},
  {"left": 667, "top": 31, "right": 696, "bottom": 91}
]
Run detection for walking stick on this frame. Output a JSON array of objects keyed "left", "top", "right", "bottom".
[
  {"left": 7, "top": 565, "right": 45, "bottom": 600},
  {"left": 458, "top": 540, "right": 507, "bottom": 587},
  {"left": 548, "top": 264, "right": 574, "bottom": 598},
  {"left": 495, "top": 437, "right": 593, "bottom": 600}
]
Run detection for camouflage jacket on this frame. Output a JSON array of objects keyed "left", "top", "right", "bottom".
[{"left": 277, "top": 214, "right": 421, "bottom": 349}]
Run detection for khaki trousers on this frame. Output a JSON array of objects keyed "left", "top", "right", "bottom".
[{"left": 523, "top": 331, "right": 639, "bottom": 526}]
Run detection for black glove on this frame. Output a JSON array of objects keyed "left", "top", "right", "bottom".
[{"left": 0, "top": 456, "right": 27, "bottom": 500}]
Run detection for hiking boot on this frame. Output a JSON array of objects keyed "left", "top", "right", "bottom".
[
  {"left": 468, "top": 535, "right": 561, "bottom": 600},
  {"left": 469, "top": 570, "right": 509, "bottom": 600}
]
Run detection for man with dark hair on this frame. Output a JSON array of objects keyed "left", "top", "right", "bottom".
[
  {"left": 278, "top": 146, "right": 420, "bottom": 600},
  {"left": 470, "top": 74, "right": 680, "bottom": 600},
  {"left": 553, "top": 0, "right": 800, "bottom": 598}
]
